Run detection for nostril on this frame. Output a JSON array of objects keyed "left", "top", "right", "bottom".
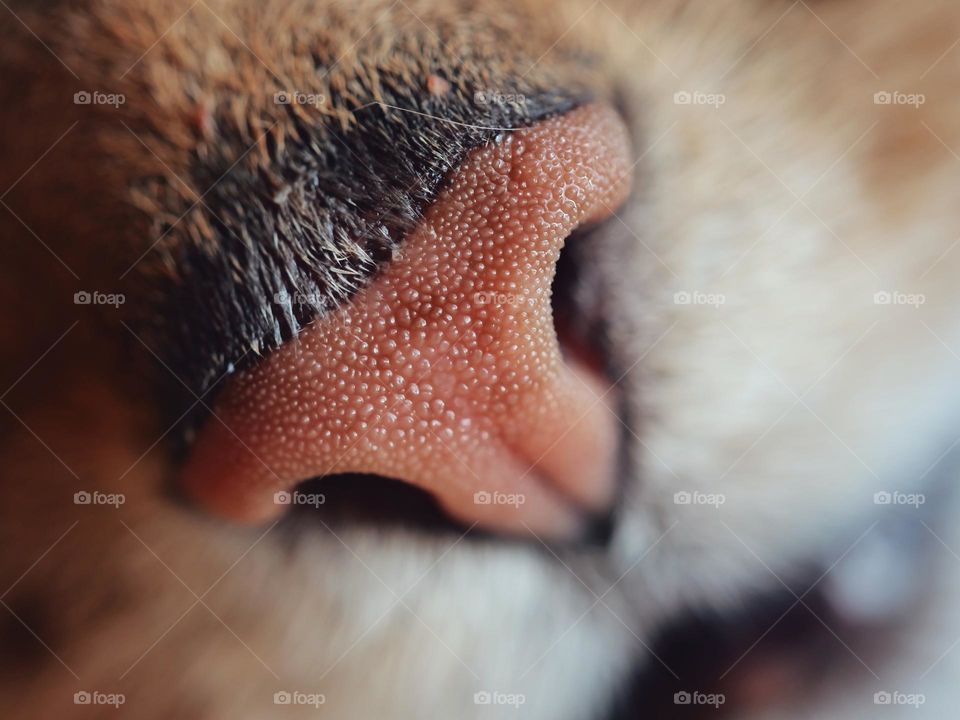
[
  {"left": 551, "top": 223, "right": 609, "bottom": 379},
  {"left": 288, "top": 473, "right": 461, "bottom": 533},
  {"left": 181, "top": 103, "right": 633, "bottom": 539}
]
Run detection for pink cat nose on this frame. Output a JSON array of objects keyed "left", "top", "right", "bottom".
[{"left": 181, "top": 103, "right": 633, "bottom": 538}]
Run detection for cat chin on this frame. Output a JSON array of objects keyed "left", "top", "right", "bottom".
[{"left": 9, "top": 482, "right": 638, "bottom": 719}]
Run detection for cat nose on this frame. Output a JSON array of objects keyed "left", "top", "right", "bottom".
[{"left": 181, "top": 103, "right": 632, "bottom": 538}]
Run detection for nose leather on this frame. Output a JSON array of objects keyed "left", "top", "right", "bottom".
[{"left": 181, "top": 103, "right": 633, "bottom": 537}]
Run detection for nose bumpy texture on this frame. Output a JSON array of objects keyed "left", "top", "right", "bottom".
[{"left": 182, "top": 103, "right": 632, "bottom": 537}]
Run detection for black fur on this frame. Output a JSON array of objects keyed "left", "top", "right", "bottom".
[{"left": 137, "top": 82, "right": 588, "bottom": 398}]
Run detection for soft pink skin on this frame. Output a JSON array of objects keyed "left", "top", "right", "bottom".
[{"left": 182, "top": 103, "right": 633, "bottom": 537}]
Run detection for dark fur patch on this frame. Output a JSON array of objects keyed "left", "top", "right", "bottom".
[
  {"left": 148, "top": 85, "right": 585, "bottom": 396},
  {"left": 1, "top": 0, "right": 612, "bottom": 418}
]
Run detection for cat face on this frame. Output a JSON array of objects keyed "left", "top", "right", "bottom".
[{"left": 2, "top": 0, "right": 959, "bottom": 717}]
